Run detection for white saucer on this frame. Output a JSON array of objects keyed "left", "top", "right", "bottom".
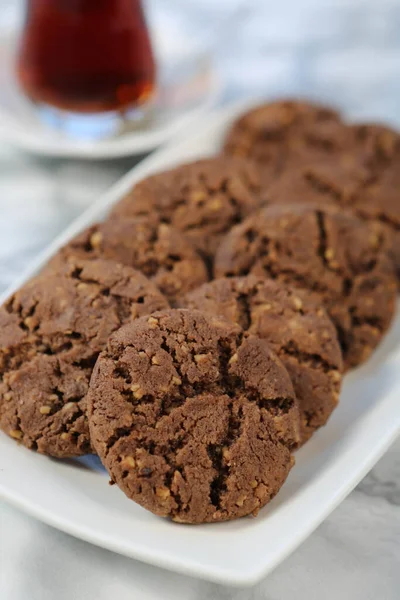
[{"left": 0, "top": 29, "right": 221, "bottom": 159}]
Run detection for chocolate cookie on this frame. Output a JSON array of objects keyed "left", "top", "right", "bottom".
[
  {"left": 0, "top": 258, "right": 169, "bottom": 457},
  {"left": 359, "top": 168, "right": 400, "bottom": 281},
  {"left": 261, "top": 162, "right": 400, "bottom": 282},
  {"left": 347, "top": 123, "right": 400, "bottom": 175},
  {"left": 214, "top": 204, "right": 397, "bottom": 369},
  {"left": 48, "top": 216, "right": 208, "bottom": 305},
  {"left": 261, "top": 161, "right": 369, "bottom": 209},
  {"left": 348, "top": 125, "right": 400, "bottom": 279},
  {"left": 110, "top": 157, "right": 262, "bottom": 259},
  {"left": 88, "top": 309, "right": 299, "bottom": 523},
  {"left": 182, "top": 276, "right": 343, "bottom": 444},
  {"left": 223, "top": 100, "right": 348, "bottom": 185}
]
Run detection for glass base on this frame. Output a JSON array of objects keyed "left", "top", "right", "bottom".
[{"left": 34, "top": 100, "right": 155, "bottom": 141}]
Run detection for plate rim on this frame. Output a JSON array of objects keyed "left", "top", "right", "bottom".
[{"left": 1, "top": 408, "right": 399, "bottom": 587}]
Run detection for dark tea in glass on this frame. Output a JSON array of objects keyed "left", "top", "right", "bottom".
[{"left": 17, "top": 0, "right": 156, "bottom": 137}]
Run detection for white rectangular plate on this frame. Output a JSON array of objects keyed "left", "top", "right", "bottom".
[{"left": 1, "top": 100, "right": 400, "bottom": 587}]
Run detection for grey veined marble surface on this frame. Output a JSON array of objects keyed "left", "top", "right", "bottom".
[{"left": 0, "top": 0, "right": 399, "bottom": 598}]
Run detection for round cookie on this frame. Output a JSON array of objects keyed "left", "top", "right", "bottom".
[
  {"left": 88, "top": 309, "right": 300, "bottom": 523},
  {"left": 223, "top": 100, "right": 349, "bottom": 185},
  {"left": 261, "top": 162, "right": 400, "bottom": 282},
  {"left": 182, "top": 276, "right": 343, "bottom": 444},
  {"left": 109, "top": 157, "right": 262, "bottom": 260},
  {"left": 214, "top": 204, "right": 397, "bottom": 370},
  {"left": 48, "top": 216, "right": 208, "bottom": 305},
  {"left": 0, "top": 258, "right": 169, "bottom": 457}
]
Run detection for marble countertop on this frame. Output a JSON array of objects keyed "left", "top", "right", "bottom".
[{"left": 0, "top": 1, "right": 399, "bottom": 598}]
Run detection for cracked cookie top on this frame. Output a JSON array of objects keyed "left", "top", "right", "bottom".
[
  {"left": 214, "top": 204, "right": 397, "bottom": 369},
  {"left": 261, "top": 161, "right": 400, "bottom": 283},
  {"left": 182, "top": 276, "right": 343, "bottom": 444},
  {"left": 109, "top": 157, "right": 262, "bottom": 260},
  {"left": 347, "top": 123, "right": 400, "bottom": 175},
  {"left": 223, "top": 100, "right": 349, "bottom": 185},
  {"left": 48, "top": 216, "right": 208, "bottom": 306},
  {"left": 87, "top": 308, "right": 299, "bottom": 523},
  {"left": 261, "top": 161, "right": 371, "bottom": 209},
  {"left": 0, "top": 258, "right": 169, "bottom": 457}
]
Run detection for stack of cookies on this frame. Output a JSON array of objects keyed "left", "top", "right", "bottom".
[{"left": 1, "top": 100, "right": 398, "bottom": 524}]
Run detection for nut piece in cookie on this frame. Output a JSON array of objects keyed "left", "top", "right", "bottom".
[
  {"left": 47, "top": 216, "right": 208, "bottom": 305},
  {"left": 0, "top": 258, "right": 169, "bottom": 457},
  {"left": 214, "top": 204, "right": 397, "bottom": 370},
  {"left": 88, "top": 309, "right": 300, "bottom": 523},
  {"left": 183, "top": 276, "right": 343, "bottom": 444},
  {"left": 110, "top": 157, "right": 262, "bottom": 260}
]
